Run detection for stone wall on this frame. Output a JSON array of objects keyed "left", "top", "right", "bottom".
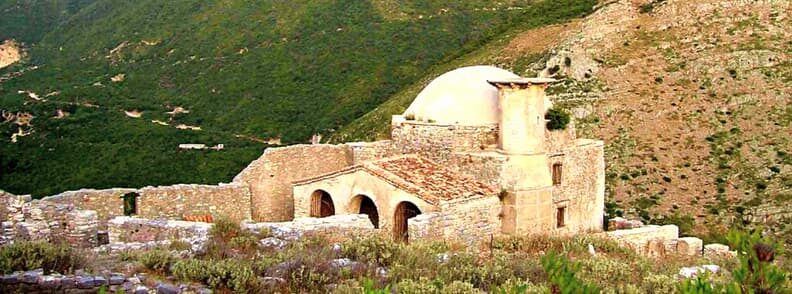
[
  {"left": 448, "top": 152, "right": 507, "bottom": 188},
  {"left": 138, "top": 183, "right": 251, "bottom": 222},
  {"left": 545, "top": 121, "right": 577, "bottom": 153},
  {"left": 108, "top": 216, "right": 211, "bottom": 244},
  {"left": 391, "top": 121, "right": 498, "bottom": 165},
  {"left": 551, "top": 139, "right": 605, "bottom": 233},
  {"left": 408, "top": 196, "right": 501, "bottom": 245},
  {"left": 346, "top": 140, "right": 396, "bottom": 164},
  {"left": 39, "top": 188, "right": 135, "bottom": 229},
  {"left": 234, "top": 144, "right": 353, "bottom": 222},
  {"left": 605, "top": 225, "right": 679, "bottom": 254},
  {"left": 243, "top": 214, "right": 376, "bottom": 240}
]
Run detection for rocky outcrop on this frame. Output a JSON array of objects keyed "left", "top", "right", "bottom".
[{"left": 0, "top": 40, "right": 22, "bottom": 69}]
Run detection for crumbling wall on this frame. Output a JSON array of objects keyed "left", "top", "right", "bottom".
[
  {"left": 234, "top": 144, "right": 353, "bottom": 222},
  {"left": 551, "top": 139, "right": 605, "bottom": 233},
  {"left": 391, "top": 122, "right": 498, "bottom": 165},
  {"left": 138, "top": 183, "right": 251, "bottom": 222},
  {"left": 605, "top": 225, "right": 679, "bottom": 253},
  {"left": 40, "top": 188, "right": 135, "bottom": 229},
  {"left": 108, "top": 216, "right": 211, "bottom": 244}
]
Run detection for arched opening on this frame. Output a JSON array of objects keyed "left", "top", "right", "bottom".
[
  {"left": 351, "top": 195, "right": 379, "bottom": 228},
  {"left": 393, "top": 201, "right": 421, "bottom": 242},
  {"left": 310, "top": 190, "right": 335, "bottom": 218}
]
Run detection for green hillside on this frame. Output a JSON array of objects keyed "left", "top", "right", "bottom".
[
  {"left": 0, "top": 0, "right": 598, "bottom": 196},
  {"left": 0, "top": 0, "right": 97, "bottom": 43}
]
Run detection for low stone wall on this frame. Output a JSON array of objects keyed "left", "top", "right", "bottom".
[
  {"left": 0, "top": 270, "right": 207, "bottom": 293},
  {"left": 108, "top": 216, "right": 211, "bottom": 246},
  {"left": 2, "top": 199, "right": 99, "bottom": 248},
  {"left": 138, "top": 183, "right": 251, "bottom": 222},
  {"left": 244, "top": 214, "right": 376, "bottom": 240},
  {"left": 605, "top": 225, "right": 679, "bottom": 253}
]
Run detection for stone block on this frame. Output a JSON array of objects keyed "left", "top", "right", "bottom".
[
  {"left": 704, "top": 243, "right": 733, "bottom": 258},
  {"left": 677, "top": 237, "right": 703, "bottom": 256}
]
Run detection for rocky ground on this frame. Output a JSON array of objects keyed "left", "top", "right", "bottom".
[
  {"left": 499, "top": 0, "right": 792, "bottom": 241},
  {"left": 0, "top": 39, "right": 21, "bottom": 69}
]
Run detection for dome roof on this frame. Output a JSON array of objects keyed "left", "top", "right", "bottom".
[{"left": 404, "top": 66, "right": 520, "bottom": 125}]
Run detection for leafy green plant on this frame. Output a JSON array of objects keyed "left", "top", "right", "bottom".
[
  {"left": 0, "top": 241, "right": 84, "bottom": 274},
  {"left": 137, "top": 249, "right": 175, "bottom": 274},
  {"left": 541, "top": 252, "right": 600, "bottom": 294},
  {"left": 546, "top": 108, "right": 571, "bottom": 131},
  {"left": 171, "top": 259, "right": 261, "bottom": 292},
  {"left": 342, "top": 236, "right": 402, "bottom": 266},
  {"left": 726, "top": 229, "right": 789, "bottom": 293}
]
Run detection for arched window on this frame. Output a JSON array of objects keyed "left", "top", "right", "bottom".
[
  {"left": 393, "top": 201, "right": 421, "bottom": 243},
  {"left": 310, "top": 190, "right": 335, "bottom": 218}
]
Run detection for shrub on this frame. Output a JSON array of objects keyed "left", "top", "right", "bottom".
[
  {"left": 172, "top": 259, "right": 261, "bottom": 292},
  {"left": 210, "top": 217, "right": 243, "bottom": 242},
  {"left": 137, "top": 250, "right": 176, "bottom": 274},
  {"left": 545, "top": 108, "right": 571, "bottom": 131},
  {"left": 0, "top": 241, "right": 84, "bottom": 274},
  {"left": 342, "top": 236, "right": 402, "bottom": 266},
  {"left": 640, "top": 274, "right": 677, "bottom": 294},
  {"left": 541, "top": 252, "right": 599, "bottom": 294},
  {"left": 168, "top": 240, "right": 192, "bottom": 251}
]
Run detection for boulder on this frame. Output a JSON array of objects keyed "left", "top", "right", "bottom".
[{"left": 704, "top": 243, "right": 732, "bottom": 258}]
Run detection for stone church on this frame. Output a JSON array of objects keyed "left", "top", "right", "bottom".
[{"left": 245, "top": 65, "right": 606, "bottom": 243}]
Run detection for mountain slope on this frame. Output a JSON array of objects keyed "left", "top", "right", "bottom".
[
  {"left": 0, "top": 0, "right": 97, "bottom": 44},
  {"left": 335, "top": 0, "right": 791, "bottom": 242},
  {"left": 0, "top": 0, "right": 598, "bottom": 196}
]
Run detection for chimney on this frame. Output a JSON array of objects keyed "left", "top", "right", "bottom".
[{"left": 487, "top": 78, "right": 556, "bottom": 155}]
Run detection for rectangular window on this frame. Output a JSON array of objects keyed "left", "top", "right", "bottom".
[
  {"left": 556, "top": 207, "right": 566, "bottom": 228},
  {"left": 552, "top": 163, "right": 563, "bottom": 186}
]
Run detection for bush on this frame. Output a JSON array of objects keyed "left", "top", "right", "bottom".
[
  {"left": 541, "top": 252, "right": 599, "bottom": 294},
  {"left": 137, "top": 250, "right": 176, "bottom": 274},
  {"left": 0, "top": 241, "right": 83, "bottom": 274},
  {"left": 172, "top": 259, "right": 261, "bottom": 292},
  {"left": 342, "top": 236, "right": 403, "bottom": 266},
  {"left": 545, "top": 108, "right": 571, "bottom": 131}
]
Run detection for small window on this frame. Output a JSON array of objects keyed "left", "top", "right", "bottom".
[
  {"left": 552, "top": 163, "right": 563, "bottom": 186},
  {"left": 556, "top": 207, "right": 566, "bottom": 228},
  {"left": 122, "top": 193, "right": 139, "bottom": 216}
]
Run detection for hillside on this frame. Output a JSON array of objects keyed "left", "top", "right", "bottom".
[
  {"left": 0, "top": 0, "right": 97, "bottom": 44},
  {"left": 334, "top": 0, "right": 791, "bottom": 243},
  {"left": 0, "top": 0, "right": 598, "bottom": 196}
]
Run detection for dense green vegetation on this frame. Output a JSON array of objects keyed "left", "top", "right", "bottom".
[
  {"left": 0, "top": 0, "right": 97, "bottom": 44},
  {"left": 0, "top": 0, "right": 598, "bottom": 196}
]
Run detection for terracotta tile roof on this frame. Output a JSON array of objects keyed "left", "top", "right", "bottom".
[
  {"left": 292, "top": 155, "right": 498, "bottom": 205},
  {"left": 364, "top": 156, "right": 497, "bottom": 205}
]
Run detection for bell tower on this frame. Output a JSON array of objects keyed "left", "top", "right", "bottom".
[{"left": 488, "top": 78, "right": 557, "bottom": 234}]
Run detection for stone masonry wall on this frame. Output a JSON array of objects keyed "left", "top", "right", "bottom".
[
  {"left": 545, "top": 121, "right": 577, "bottom": 154},
  {"left": 233, "top": 144, "right": 353, "bottom": 222},
  {"left": 244, "top": 214, "right": 376, "bottom": 239},
  {"left": 138, "top": 183, "right": 251, "bottom": 222},
  {"left": 551, "top": 139, "right": 605, "bottom": 233},
  {"left": 108, "top": 216, "right": 211, "bottom": 244},
  {"left": 437, "top": 195, "right": 501, "bottom": 245},
  {"left": 391, "top": 122, "right": 498, "bottom": 165},
  {"left": 39, "top": 188, "right": 135, "bottom": 230},
  {"left": 408, "top": 196, "right": 501, "bottom": 245},
  {"left": 346, "top": 140, "right": 397, "bottom": 164},
  {"left": 448, "top": 152, "right": 507, "bottom": 188}
]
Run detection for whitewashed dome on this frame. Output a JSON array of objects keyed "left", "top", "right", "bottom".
[{"left": 404, "top": 65, "right": 520, "bottom": 125}]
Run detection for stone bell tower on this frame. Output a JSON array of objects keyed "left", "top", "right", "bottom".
[{"left": 488, "top": 78, "right": 557, "bottom": 234}]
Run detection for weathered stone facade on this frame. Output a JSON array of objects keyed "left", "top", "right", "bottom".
[
  {"left": 137, "top": 183, "right": 251, "bottom": 222},
  {"left": 234, "top": 144, "right": 353, "bottom": 222},
  {"left": 108, "top": 216, "right": 211, "bottom": 244}
]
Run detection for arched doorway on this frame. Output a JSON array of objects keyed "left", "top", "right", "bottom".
[
  {"left": 393, "top": 201, "right": 421, "bottom": 242},
  {"left": 310, "top": 190, "right": 335, "bottom": 217},
  {"left": 350, "top": 195, "right": 379, "bottom": 228}
]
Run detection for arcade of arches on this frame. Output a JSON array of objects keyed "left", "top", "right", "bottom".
[{"left": 307, "top": 190, "right": 423, "bottom": 241}]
